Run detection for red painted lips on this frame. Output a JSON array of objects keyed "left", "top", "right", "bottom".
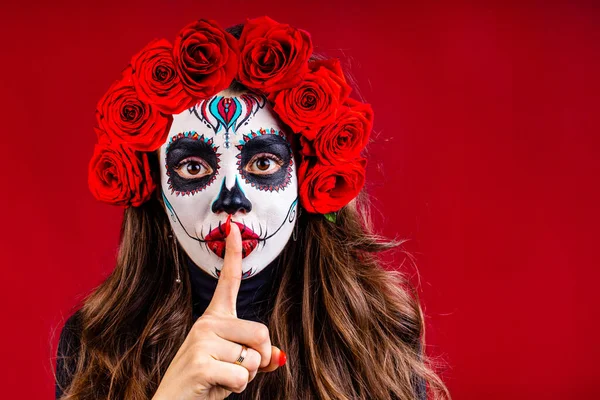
[{"left": 204, "top": 221, "right": 259, "bottom": 259}]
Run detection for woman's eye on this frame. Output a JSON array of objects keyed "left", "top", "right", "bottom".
[
  {"left": 246, "top": 154, "right": 283, "bottom": 175},
  {"left": 174, "top": 158, "right": 212, "bottom": 179}
]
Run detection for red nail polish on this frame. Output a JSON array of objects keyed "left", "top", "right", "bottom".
[
  {"left": 278, "top": 350, "right": 287, "bottom": 367},
  {"left": 224, "top": 215, "right": 232, "bottom": 236}
]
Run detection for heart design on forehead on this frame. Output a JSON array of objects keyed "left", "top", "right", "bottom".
[
  {"left": 88, "top": 16, "right": 373, "bottom": 280},
  {"left": 89, "top": 17, "right": 371, "bottom": 217},
  {"left": 214, "top": 97, "right": 241, "bottom": 131},
  {"left": 194, "top": 93, "right": 267, "bottom": 148}
]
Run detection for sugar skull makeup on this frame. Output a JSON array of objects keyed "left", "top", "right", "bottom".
[{"left": 159, "top": 89, "right": 299, "bottom": 279}]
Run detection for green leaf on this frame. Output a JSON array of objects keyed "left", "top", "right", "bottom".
[{"left": 324, "top": 212, "right": 337, "bottom": 223}]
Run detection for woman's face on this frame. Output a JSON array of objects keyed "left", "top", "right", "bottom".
[{"left": 159, "top": 89, "right": 298, "bottom": 279}]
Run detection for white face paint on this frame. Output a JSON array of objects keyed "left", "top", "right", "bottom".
[{"left": 159, "top": 89, "right": 298, "bottom": 279}]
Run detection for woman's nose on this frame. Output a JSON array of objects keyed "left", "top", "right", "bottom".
[{"left": 211, "top": 176, "right": 252, "bottom": 215}]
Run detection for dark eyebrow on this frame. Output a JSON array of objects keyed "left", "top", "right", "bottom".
[
  {"left": 242, "top": 134, "right": 291, "bottom": 157},
  {"left": 166, "top": 137, "right": 217, "bottom": 168}
]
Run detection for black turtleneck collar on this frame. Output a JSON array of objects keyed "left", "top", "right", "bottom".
[{"left": 186, "top": 255, "right": 279, "bottom": 324}]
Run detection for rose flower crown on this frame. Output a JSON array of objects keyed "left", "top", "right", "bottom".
[{"left": 88, "top": 16, "right": 372, "bottom": 219}]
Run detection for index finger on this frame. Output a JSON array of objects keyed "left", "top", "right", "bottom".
[{"left": 206, "top": 219, "right": 242, "bottom": 316}]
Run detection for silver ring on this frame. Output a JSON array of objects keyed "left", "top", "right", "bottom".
[{"left": 234, "top": 345, "right": 248, "bottom": 365}]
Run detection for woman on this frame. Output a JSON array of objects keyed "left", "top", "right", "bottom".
[{"left": 55, "top": 17, "right": 450, "bottom": 399}]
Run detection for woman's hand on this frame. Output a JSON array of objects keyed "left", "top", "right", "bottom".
[{"left": 153, "top": 223, "right": 285, "bottom": 400}]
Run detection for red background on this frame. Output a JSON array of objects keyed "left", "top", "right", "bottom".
[{"left": 1, "top": 1, "right": 598, "bottom": 398}]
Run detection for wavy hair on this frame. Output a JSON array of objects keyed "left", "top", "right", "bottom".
[
  {"left": 55, "top": 189, "right": 449, "bottom": 399},
  {"left": 55, "top": 23, "right": 450, "bottom": 400}
]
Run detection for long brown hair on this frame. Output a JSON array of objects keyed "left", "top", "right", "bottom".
[
  {"left": 56, "top": 189, "right": 449, "bottom": 399},
  {"left": 56, "top": 23, "right": 450, "bottom": 399}
]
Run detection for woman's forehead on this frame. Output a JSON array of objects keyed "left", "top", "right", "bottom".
[{"left": 165, "top": 90, "right": 287, "bottom": 150}]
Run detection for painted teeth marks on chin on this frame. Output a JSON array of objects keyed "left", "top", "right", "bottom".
[{"left": 214, "top": 267, "right": 253, "bottom": 279}]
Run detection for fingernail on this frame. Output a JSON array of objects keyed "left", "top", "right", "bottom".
[
  {"left": 278, "top": 350, "right": 287, "bottom": 367},
  {"left": 225, "top": 215, "right": 232, "bottom": 236}
]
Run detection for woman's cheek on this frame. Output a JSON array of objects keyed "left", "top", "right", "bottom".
[{"left": 194, "top": 219, "right": 205, "bottom": 238}]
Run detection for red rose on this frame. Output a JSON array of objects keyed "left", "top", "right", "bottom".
[
  {"left": 238, "top": 16, "right": 312, "bottom": 93},
  {"left": 131, "top": 38, "right": 195, "bottom": 114},
  {"left": 272, "top": 59, "right": 351, "bottom": 138},
  {"left": 88, "top": 140, "right": 155, "bottom": 207},
  {"left": 96, "top": 76, "right": 171, "bottom": 151},
  {"left": 298, "top": 157, "right": 367, "bottom": 214},
  {"left": 311, "top": 99, "right": 373, "bottom": 164},
  {"left": 173, "top": 19, "right": 239, "bottom": 98},
  {"left": 94, "top": 127, "right": 110, "bottom": 144},
  {"left": 299, "top": 134, "right": 316, "bottom": 157}
]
